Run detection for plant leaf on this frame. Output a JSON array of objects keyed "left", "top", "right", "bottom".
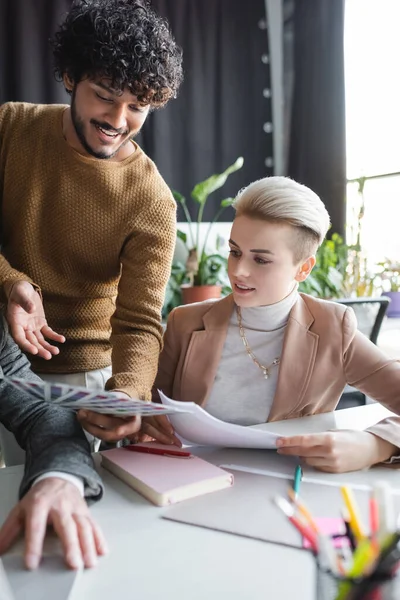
[
  {"left": 191, "top": 157, "right": 244, "bottom": 206},
  {"left": 172, "top": 190, "right": 186, "bottom": 205},
  {"left": 176, "top": 229, "right": 187, "bottom": 243},
  {"left": 220, "top": 197, "right": 234, "bottom": 208}
]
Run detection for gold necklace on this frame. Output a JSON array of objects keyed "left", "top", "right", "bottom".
[{"left": 236, "top": 306, "right": 280, "bottom": 380}]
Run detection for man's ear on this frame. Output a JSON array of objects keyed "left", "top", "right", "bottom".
[
  {"left": 295, "top": 256, "right": 316, "bottom": 282},
  {"left": 62, "top": 73, "right": 75, "bottom": 94}
]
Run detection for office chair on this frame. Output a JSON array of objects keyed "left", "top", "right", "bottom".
[{"left": 336, "top": 296, "right": 391, "bottom": 409}]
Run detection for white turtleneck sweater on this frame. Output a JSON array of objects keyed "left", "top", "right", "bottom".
[{"left": 205, "top": 286, "right": 299, "bottom": 425}]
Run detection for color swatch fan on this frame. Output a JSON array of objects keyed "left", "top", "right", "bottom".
[{"left": 5, "top": 377, "right": 188, "bottom": 417}]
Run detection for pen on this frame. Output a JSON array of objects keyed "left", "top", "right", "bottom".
[
  {"left": 318, "top": 532, "right": 345, "bottom": 576},
  {"left": 124, "top": 445, "right": 192, "bottom": 458},
  {"left": 285, "top": 491, "right": 347, "bottom": 576},
  {"left": 373, "top": 531, "right": 400, "bottom": 576},
  {"left": 341, "top": 507, "right": 357, "bottom": 552},
  {"left": 273, "top": 495, "right": 318, "bottom": 553},
  {"left": 372, "top": 481, "right": 396, "bottom": 543},
  {"left": 339, "top": 537, "right": 355, "bottom": 573},
  {"left": 349, "top": 539, "right": 379, "bottom": 578},
  {"left": 293, "top": 464, "right": 303, "bottom": 501},
  {"left": 369, "top": 494, "right": 380, "bottom": 551},
  {"left": 287, "top": 487, "right": 320, "bottom": 536},
  {"left": 340, "top": 486, "right": 366, "bottom": 544},
  {"left": 335, "top": 540, "right": 378, "bottom": 600}
]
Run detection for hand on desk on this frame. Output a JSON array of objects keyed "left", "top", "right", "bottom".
[
  {"left": 138, "top": 415, "right": 182, "bottom": 447},
  {"left": 77, "top": 409, "right": 141, "bottom": 443},
  {"left": 5, "top": 281, "right": 65, "bottom": 359},
  {"left": 276, "top": 430, "right": 397, "bottom": 473},
  {"left": 0, "top": 478, "right": 108, "bottom": 570}
]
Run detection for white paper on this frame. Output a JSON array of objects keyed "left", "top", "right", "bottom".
[{"left": 158, "top": 390, "right": 279, "bottom": 449}]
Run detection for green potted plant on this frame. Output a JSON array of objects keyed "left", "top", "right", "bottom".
[
  {"left": 172, "top": 156, "right": 244, "bottom": 305},
  {"left": 299, "top": 232, "right": 381, "bottom": 301},
  {"left": 377, "top": 259, "right": 400, "bottom": 317},
  {"left": 299, "top": 233, "right": 347, "bottom": 299}
]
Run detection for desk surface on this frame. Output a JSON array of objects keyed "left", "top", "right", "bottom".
[{"left": 0, "top": 403, "right": 398, "bottom": 600}]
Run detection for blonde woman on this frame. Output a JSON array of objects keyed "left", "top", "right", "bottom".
[{"left": 141, "top": 177, "right": 400, "bottom": 473}]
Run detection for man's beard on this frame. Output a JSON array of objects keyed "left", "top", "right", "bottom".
[{"left": 70, "top": 88, "right": 135, "bottom": 160}]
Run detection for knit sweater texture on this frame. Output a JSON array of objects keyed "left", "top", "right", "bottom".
[{"left": 0, "top": 102, "right": 176, "bottom": 400}]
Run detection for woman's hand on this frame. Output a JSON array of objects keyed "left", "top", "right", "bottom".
[
  {"left": 276, "top": 430, "right": 397, "bottom": 473},
  {"left": 137, "top": 415, "right": 182, "bottom": 447}
]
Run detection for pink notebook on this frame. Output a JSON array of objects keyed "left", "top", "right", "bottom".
[{"left": 100, "top": 444, "right": 234, "bottom": 506}]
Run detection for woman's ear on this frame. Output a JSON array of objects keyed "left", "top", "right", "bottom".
[{"left": 295, "top": 256, "right": 316, "bottom": 282}]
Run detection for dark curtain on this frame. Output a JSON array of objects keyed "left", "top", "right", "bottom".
[
  {"left": 136, "top": 0, "right": 273, "bottom": 221},
  {"left": 287, "top": 0, "right": 346, "bottom": 236},
  {"left": 0, "top": 0, "right": 71, "bottom": 104},
  {"left": 0, "top": 0, "right": 273, "bottom": 221}
]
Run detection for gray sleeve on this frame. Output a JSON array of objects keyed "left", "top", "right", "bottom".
[{"left": 0, "top": 316, "right": 103, "bottom": 501}]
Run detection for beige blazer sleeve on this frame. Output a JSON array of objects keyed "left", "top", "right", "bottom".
[
  {"left": 342, "top": 308, "right": 400, "bottom": 461},
  {"left": 152, "top": 309, "right": 180, "bottom": 403}
]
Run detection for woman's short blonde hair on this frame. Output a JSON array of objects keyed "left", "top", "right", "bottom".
[{"left": 233, "top": 176, "right": 331, "bottom": 263}]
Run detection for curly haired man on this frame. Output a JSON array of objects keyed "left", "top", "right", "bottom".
[{"left": 0, "top": 0, "right": 183, "bottom": 447}]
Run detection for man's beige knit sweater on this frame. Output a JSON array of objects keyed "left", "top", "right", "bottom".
[{"left": 0, "top": 102, "right": 176, "bottom": 400}]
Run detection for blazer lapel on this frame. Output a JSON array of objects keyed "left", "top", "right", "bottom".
[
  {"left": 180, "top": 295, "right": 234, "bottom": 406},
  {"left": 268, "top": 295, "right": 319, "bottom": 421}
]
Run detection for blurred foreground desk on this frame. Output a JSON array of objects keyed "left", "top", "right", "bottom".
[{"left": 0, "top": 403, "right": 398, "bottom": 600}]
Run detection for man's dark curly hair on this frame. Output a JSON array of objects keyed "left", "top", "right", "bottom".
[{"left": 51, "top": 0, "right": 183, "bottom": 106}]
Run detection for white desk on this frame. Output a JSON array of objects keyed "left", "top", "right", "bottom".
[{"left": 0, "top": 403, "right": 398, "bottom": 600}]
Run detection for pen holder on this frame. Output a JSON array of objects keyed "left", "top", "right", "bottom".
[{"left": 316, "top": 564, "right": 400, "bottom": 600}]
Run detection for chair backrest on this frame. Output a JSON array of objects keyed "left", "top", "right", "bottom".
[{"left": 335, "top": 297, "right": 391, "bottom": 345}]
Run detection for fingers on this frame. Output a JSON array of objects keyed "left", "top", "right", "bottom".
[
  {"left": 77, "top": 410, "right": 141, "bottom": 443},
  {"left": 0, "top": 507, "right": 23, "bottom": 555},
  {"left": 89, "top": 518, "right": 109, "bottom": 557},
  {"left": 24, "top": 498, "right": 50, "bottom": 570},
  {"left": 154, "top": 415, "right": 175, "bottom": 435},
  {"left": 51, "top": 512, "right": 84, "bottom": 570},
  {"left": 41, "top": 325, "right": 66, "bottom": 344},
  {"left": 6, "top": 282, "right": 65, "bottom": 357},
  {"left": 141, "top": 422, "right": 177, "bottom": 445},
  {"left": 9, "top": 326, "right": 63, "bottom": 359},
  {"left": 25, "top": 330, "right": 61, "bottom": 360},
  {"left": 76, "top": 515, "right": 102, "bottom": 568},
  {"left": 277, "top": 445, "right": 326, "bottom": 458},
  {"left": 277, "top": 433, "right": 346, "bottom": 472},
  {"left": 53, "top": 513, "right": 108, "bottom": 569},
  {"left": 277, "top": 434, "right": 332, "bottom": 458},
  {"left": 25, "top": 330, "right": 53, "bottom": 360},
  {"left": 137, "top": 433, "right": 155, "bottom": 443},
  {"left": 5, "top": 480, "right": 108, "bottom": 572},
  {"left": 35, "top": 329, "right": 63, "bottom": 356},
  {"left": 11, "top": 325, "right": 40, "bottom": 356},
  {"left": 141, "top": 417, "right": 181, "bottom": 446},
  {"left": 277, "top": 434, "right": 328, "bottom": 449}
]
